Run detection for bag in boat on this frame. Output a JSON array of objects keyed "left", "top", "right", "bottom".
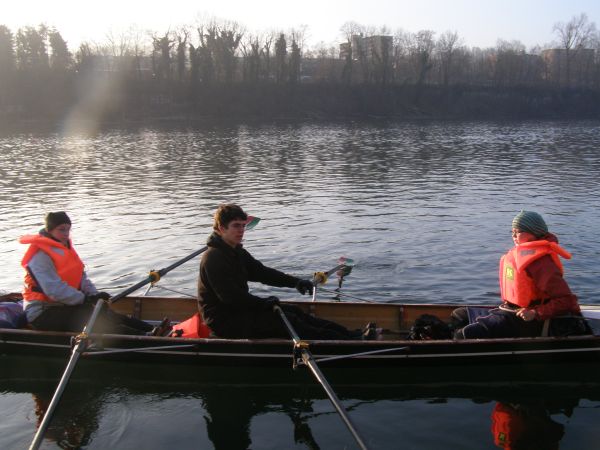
[
  {"left": 0, "top": 301, "right": 27, "bottom": 329},
  {"left": 172, "top": 313, "right": 211, "bottom": 338},
  {"left": 408, "top": 314, "right": 452, "bottom": 340},
  {"left": 549, "top": 316, "right": 592, "bottom": 337}
]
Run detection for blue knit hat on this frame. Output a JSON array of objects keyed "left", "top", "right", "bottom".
[{"left": 512, "top": 210, "right": 548, "bottom": 238}]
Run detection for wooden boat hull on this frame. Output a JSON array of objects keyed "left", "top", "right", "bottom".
[{"left": 2, "top": 294, "right": 600, "bottom": 381}]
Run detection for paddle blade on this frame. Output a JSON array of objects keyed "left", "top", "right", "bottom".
[
  {"left": 245, "top": 216, "right": 261, "bottom": 231},
  {"left": 337, "top": 257, "right": 354, "bottom": 277},
  {"left": 338, "top": 256, "right": 355, "bottom": 267}
]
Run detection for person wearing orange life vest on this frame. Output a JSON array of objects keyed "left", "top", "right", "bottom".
[
  {"left": 454, "top": 210, "right": 582, "bottom": 339},
  {"left": 20, "top": 212, "right": 159, "bottom": 335}
]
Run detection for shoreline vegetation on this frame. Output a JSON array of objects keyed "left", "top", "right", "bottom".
[{"left": 1, "top": 14, "right": 599, "bottom": 127}]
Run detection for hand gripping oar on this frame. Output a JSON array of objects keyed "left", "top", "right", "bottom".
[
  {"left": 27, "top": 248, "right": 208, "bottom": 450},
  {"left": 27, "top": 217, "right": 264, "bottom": 450},
  {"left": 274, "top": 305, "right": 369, "bottom": 450},
  {"left": 311, "top": 257, "right": 355, "bottom": 302}
]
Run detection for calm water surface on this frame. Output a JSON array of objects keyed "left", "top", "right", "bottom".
[{"left": 1, "top": 120, "right": 600, "bottom": 449}]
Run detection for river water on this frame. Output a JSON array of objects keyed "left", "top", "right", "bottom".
[{"left": 1, "top": 120, "right": 600, "bottom": 449}]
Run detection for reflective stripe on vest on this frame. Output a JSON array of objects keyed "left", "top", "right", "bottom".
[
  {"left": 19, "top": 234, "right": 85, "bottom": 302},
  {"left": 499, "top": 240, "right": 571, "bottom": 308}
]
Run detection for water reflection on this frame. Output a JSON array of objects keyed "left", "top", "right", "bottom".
[
  {"left": 3, "top": 356, "right": 600, "bottom": 449},
  {"left": 491, "top": 400, "right": 572, "bottom": 450},
  {"left": 30, "top": 389, "right": 101, "bottom": 449},
  {"left": 2, "top": 120, "right": 600, "bottom": 448}
]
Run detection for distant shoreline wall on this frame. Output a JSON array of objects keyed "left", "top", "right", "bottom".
[{"left": 1, "top": 84, "right": 599, "bottom": 126}]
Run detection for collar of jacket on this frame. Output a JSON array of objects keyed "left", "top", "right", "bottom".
[
  {"left": 39, "top": 229, "right": 71, "bottom": 249},
  {"left": 207, "top": 232, "right": 244, "bottom": 254}
]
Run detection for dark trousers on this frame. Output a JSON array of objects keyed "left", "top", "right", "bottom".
[
  {"left": 213, "top": 304, "right": 359, "bottom": 340},
  {"left": 454, "top": 307, "right": 543, "bottom": 339},
  {"left": 30, "top": 303, "right": 154, "bottom": 335}
]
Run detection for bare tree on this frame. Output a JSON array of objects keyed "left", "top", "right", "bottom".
[
  {"left": 240, "top": 33, "right": 261, "bottom": 82},
  {"left": 436, "top": 31, "right": 462, "bottom": 86},
  {"left": 409, "top": 30, "right": 436, "bottom": 91},
  {"left": 274, "top": 33, "right": 287, "bottom": 83},
  {"left": 0, "top": 25, "right": 15, "bottom": 76},
  {"left": 215, "top": 21, "right": 243, "bottom": 83},
  {"left": 174, "top": 28, "right": 189, "bottom": 83},
  {"left": 392, "top": 29, "right": 411, "bottom": 84},
  {"left": 261, "top": 31, "right": 275, "bottom": 81},
  {"left": 152, "top": 31, "right": 175, "bottom": 81},
  {"left": 553, "top": 13, "right": 597, "bottom": 86},
  {"left": 340, "top": 21, "right": 364, "bottom": 83}
]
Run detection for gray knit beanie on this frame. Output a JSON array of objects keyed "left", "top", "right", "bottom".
[{"left": 512, "top": 210, "right": 548, "bottom": 238}]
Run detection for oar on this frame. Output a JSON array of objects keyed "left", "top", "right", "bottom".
[
  {"left": 311, "top": 257, "right": 355, "bottom": 302},
  {"left": 274, "top": 305, "right": 369, "bottom": 450},
  {"left": 27, "top": 248, "right": 208, "bottom": 450},
  {"left": 28, "top": 216, "right": 263, "bottom": 450}
]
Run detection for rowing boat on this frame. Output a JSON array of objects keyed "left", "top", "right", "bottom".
[{"left": 2, "top": 292, "right": 600, "bottom": 380}]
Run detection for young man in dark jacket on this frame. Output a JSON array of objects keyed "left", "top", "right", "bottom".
[{"left": 198, "top": 204, "right": 364, "bottom": 340}]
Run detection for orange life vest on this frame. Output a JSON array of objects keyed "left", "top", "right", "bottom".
[
  {"left": 499, "top": 240, "right": 571, "bottom": 308},
  {"left": 171, "top": 313, "right": 211, "bottom": 338},
  {"left": 19, "top": 234, "right": 85, "bottom": 302}
]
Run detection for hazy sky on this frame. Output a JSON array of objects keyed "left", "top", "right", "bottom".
[{"left": 4, "top": 0, "right": 600, "bottom": 50}]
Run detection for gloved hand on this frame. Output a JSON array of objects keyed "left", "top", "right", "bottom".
[
  {"left": 295, "top": 279, "right": 314, "bottom": 296},
  {"left": 263, "top": 296, "right": 280, "bottom": 310},
  {"left": 84, "top": 292, "right": 111, "bottom": 305},
  {"left": 95, "top": 292, "right": 111, "bottom": 301}
]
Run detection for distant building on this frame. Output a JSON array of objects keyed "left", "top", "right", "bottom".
[{"left": 339, "top": 34, "right": 393, "bottom": 62}]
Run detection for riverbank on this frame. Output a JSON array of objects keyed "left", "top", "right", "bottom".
[{"left": 2, "top": 84, "right": 599, "bottom": 130}]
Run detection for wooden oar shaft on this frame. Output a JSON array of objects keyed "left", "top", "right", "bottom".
[
  {"left": 274, "top": 306, "right": 369, "bottom": 450},
  {"left": 29, "top": 244, "right": 210, "bottom": 450}
]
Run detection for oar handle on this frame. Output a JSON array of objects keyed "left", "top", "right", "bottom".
[
  {"left": 311, "top": 263, "right": 350, "bottom": 301},
  {"left": 110, "top": 245, "right": 208, "bottom": 304}
]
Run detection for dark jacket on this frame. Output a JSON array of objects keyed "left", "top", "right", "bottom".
[{"left": 197, "top": 233, "right": 299, "bottom": 333}]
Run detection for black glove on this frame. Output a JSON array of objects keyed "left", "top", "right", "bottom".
[
  {"left": 295, "top": 279, "right": 314, "bottom": 296},
  {"left": 263, "top": 296, "right": 280, "bottom": 310},
  {"left": 95, "top": 291, "right": 111, "bottom": 301},
  {"left": 84, "top": 292, "right": 110, "bottom": 305}
]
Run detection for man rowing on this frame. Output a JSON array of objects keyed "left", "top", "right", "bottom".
[{"left": 197, "top": 204, "right": 374, "bottom": 340}]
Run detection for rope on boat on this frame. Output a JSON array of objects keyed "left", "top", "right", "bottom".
[
  {"left": 316, "top": 286, "right": 376, "bottom": 303},
  {"left": 312, "top": 346, "right": 409, "bottom": 364},
  {"left": 82, "top": 343, "right": 197, "bottom": 357},
  {"left": 142, "top": 284, "right": 196, "bottom": 298}
]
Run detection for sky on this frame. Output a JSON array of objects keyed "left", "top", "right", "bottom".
[{"left": 3, "top": 0, "right": 600, "bottom": 51}]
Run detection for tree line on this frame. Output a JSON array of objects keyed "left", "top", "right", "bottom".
[{"left": 0, "top": 14, "right": 599, "bottom": 122}]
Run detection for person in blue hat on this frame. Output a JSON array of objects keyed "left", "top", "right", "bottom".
[{"left": 454, "top": 210, "right": 585, "bottom": 339}]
